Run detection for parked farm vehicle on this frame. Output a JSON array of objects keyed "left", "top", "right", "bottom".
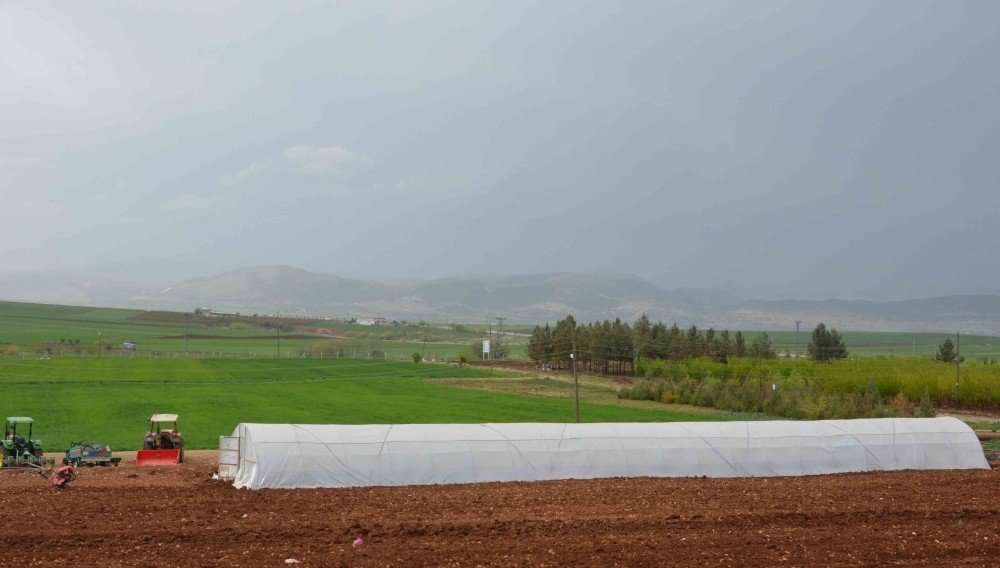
[
  {"left": 1, "top": 417, "right": 55, "bottom": 474},
  {"left": 63, "top": 442, "right": 121, "bottom": 467},
  {"left": 136, "top": 414, "right": 184, "bottom": 466}
]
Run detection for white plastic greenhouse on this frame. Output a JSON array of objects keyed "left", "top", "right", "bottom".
[{"left": 220, "top": 417, "right": 988, "bottom": 490}]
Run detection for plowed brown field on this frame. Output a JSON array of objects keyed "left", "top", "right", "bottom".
[{"left": 1, "top": 453, "right": 997, "bottom": 567}]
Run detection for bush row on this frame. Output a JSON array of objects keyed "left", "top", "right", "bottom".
[
  {"left": 632, "top": 357, "right": 1000, "bottom": 409},
  {"left": 619, "top": 372, "right": 936, "bottom": 420}
]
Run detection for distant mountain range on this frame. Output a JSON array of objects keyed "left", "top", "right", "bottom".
[{"left": 1, "top": 264, "right": 998, "bottom": 334}]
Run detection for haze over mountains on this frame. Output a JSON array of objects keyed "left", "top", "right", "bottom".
[{"left": 0, "top": 264, "right": 997, "bottom": 335}]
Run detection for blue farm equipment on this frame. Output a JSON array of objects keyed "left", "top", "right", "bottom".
[{"left": 63, "top": 442, "right": 122, "bottom": 467}]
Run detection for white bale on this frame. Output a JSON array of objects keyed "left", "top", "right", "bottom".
[{"left": 227, "top": 417, "right": 988, "bottom": 490}]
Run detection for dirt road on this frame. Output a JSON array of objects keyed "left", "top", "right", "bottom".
[{"left": 1, "top": 454, "right": 997, "bottom": 567}]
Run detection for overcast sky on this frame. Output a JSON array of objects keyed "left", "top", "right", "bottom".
[{"left": 1, "top": 1, "right": 998, "bottom": 300}]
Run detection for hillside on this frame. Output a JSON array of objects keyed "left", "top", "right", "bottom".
[
  {"left": 1, "top": 265, "right": 998, "bottom": 334},
  {"left": 146, "top": 265, "right": 392, "bottom": 314},
  {"left": 730, "top": 295, "right": 1000, "bottom": 334}
]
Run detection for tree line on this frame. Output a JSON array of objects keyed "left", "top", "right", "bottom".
[{"left": 526, "top": 315, "right": 848, "bottom": 373}]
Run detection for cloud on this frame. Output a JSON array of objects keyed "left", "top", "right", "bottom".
[
  {"left": 283, "top": 145, "right": 370, "bottom": 175},
  {"left": 219, "top": 158, "right": 272, "bottom": 186},
  {"left": 90, "top": 179, "right": 127, "bottom": 202},
  {"left": 0, "top": 4, "right": 119, "bottom": 104},
  {"left": 15, "top": 201, "right": 62, "bottom": 217},
  {"left": 110, "top": 215, "right": 146, "bottom": 226},
  {"left": 157, "top": 194, "right": 220, "bottom": 212},
  {"left": 0, "top": 156, "right": 51, "bottom": 170}
]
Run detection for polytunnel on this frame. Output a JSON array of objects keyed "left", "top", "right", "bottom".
[{"left": 220, "top": 417, "right": 989, "bottom": 490}]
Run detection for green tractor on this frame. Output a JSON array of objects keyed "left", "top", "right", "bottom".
[{"left": 1, "top": 417, "right": 55, "bottom": 473}]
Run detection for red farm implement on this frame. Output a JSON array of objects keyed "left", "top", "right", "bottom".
[{"left": 135, "top": 414, "right": 184, "bottom": 466}]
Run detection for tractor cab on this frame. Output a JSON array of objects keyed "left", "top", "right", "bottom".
[
  {"left": 144, "top": 414, "right": 181, "bottom": 450},
  {"left": 2, "top": 417, "right": 54, "bottom": 472},
  {"left": 136, "top": 413, "right": 184, "bottom": 466},
  {"left": 3, "top": 417, "right": 42, "bottom": 457}
]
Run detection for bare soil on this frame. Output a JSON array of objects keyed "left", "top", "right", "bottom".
[
  {"left": 1, "top": 453, "right": 997, "bottom": 567},
  {"left": 939, "top": 408, "right": 1000, "bottom": 424}
]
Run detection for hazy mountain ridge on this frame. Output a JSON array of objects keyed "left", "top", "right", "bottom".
[
  {"left": 148, "top": 266, "right": 392, "bottom": 312},
  {"left": 1, "top": 265, "right": 998, "bottom": 334}
]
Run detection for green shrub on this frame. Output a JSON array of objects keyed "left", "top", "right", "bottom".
[
  {"left": 618, "top": 357, "right": 964, "bottom": 419},
  {"left": 917, "top": 389, "right": 935, "bottom": 418}
]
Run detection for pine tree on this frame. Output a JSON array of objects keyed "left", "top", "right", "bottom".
[
  {"left": 748, "top": 332, "right": 776, "bottom": 359},
  {"left": 686, "top": 325, "right": 701, "bottom": 358},
  {"left": 634, "top": 314, "right": 652, "bottom": 359},
  {"left": 551, "top": 316, "right": 577, "bottom": 369},
  {"left": 704, "top": 328, "right": 716, "bottom": 357},
  {"left": 711, "top": 330, "right": 729, "bottom": 364},
  {"left": 526, "top": 324, "right": 552, "bottom": 365},
  {"left": 807, "top": 323, "right": 848, "bottom": 362},
  {"left": 718, "top": 329, "right": 733, "bottom": 358},
  {"left": 733, "top": 331, "right": 747, "bottom": 358},
  {"left": 666, "top": 324, "right": 684, "bottom": 360},
  {"left": 933, "top": 338, "right": 962, "bottom": 363}
]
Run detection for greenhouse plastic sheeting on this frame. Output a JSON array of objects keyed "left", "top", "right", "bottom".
[{"left": 227, "top": 418, "right": 988, "bottom": 489}]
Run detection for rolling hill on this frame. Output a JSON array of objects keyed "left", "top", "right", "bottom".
[{"left": 1, "top": 264, "right": 998, "bottom": 334}]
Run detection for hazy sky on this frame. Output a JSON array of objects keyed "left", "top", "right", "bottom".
[{"left": 1, "top": 1, "right": 998, "bottom": 300}]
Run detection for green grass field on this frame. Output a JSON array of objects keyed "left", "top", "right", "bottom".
[
  {"left": 3, "top": 301, "right": 996, "bottom": 454},
  {"left": 0, "top": 301, "right": 527, "bottom": 360},
  {"left": 760, "top": 330, "right": 1000, "bottom": 358},
  {"left": 0, "top": 358, "right": 722, "bottom": 451},
  {"left": 3, "top": 300, "right": 996, "bottom": 360}
]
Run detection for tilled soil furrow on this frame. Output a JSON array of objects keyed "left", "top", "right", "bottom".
[{"left": 1, "top": 458, "right": 997, "bottom": 566}]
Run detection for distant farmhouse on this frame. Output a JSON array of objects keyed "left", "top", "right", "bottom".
[
  {"left": 196, "top": 307, "right": 239, "bottom": 318},
  {"left": 354, "top": 316, "right": 387, "bottom": 327}
]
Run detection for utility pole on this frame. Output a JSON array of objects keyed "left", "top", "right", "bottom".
[
  {"left": 276, "top": 323, "right": 281, "bottom": 358},
  {"left": 421, "top": 322, "right": 428, "bottom": 361},
  {"left": 632, "top": 321, "right": 639, "bottom": 376},
  {"left": 184, "top": 314, "right": 190, "bottom": 356},
  {"left": 794, "top": 320, "right": 803, "bottom": 359},
  {"left": 956, "top": 331, "right": 961, "bottom": 389},
  {"left": 572, "top": 324, "right": 579, "bottom": 423},
  {"left": 493, "top": 316, "right": 506, "bottom": 361}
]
